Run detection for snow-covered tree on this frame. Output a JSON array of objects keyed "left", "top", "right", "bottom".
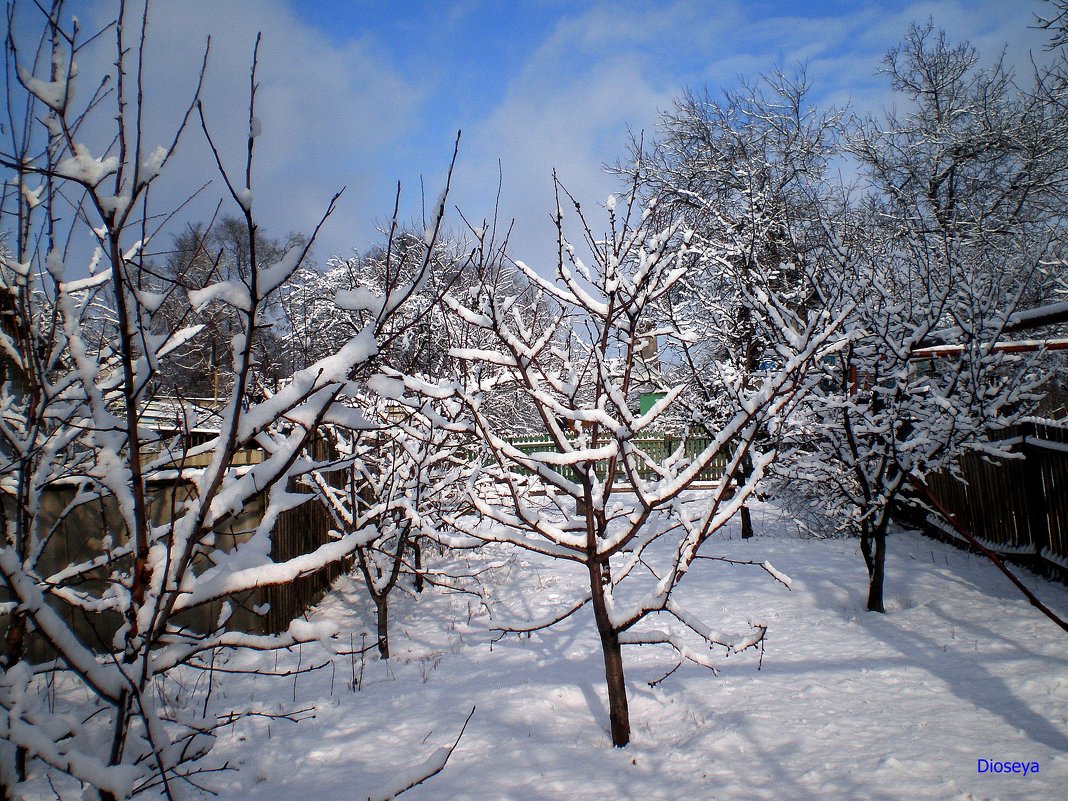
[
  {"left": 306, "top": 388, "right": 471, "bottom": 659},
  {"left": 852, "top": 23, "right": 1067, "bottom": 312},
  {"left": 0, "top": 4, "right": 461, "bottom": 797},
  {"left": 801, "top": 204, "right": 1045, "bottom": 612},
  {"left": 420, "top": 178, "right": 845, "bottom": 747},
  {"left": 622, "top": 70, "right": 845, "bottom": 538},
  {"left": 292, "top": 227, "right": 543, "bottom": 433},
  {"left": 798, "top": 24, "right": 1067, "bottom": 613},
  {"left": 290, "top": 229, "right": 482, "bottom": 660}
]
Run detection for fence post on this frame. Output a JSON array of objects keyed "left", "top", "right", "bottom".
[{"left": 1021, "top": 423, "right": 1052, "bottom": 564}]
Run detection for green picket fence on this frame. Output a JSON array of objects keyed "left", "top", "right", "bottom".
[{"left": 507, "top": 435, "right": 727, "bottom": 484}]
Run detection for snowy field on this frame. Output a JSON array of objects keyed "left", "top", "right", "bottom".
[{"left": 117, "top": 502, "right": 1068, "bottom": 800}]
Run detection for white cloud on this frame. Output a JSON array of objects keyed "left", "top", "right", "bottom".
[
  {"left": 61, "top": 0, "right": 425, "bottom": 264},
  {"left": 449, "top": 4, "right": 708, "bottom": 272}
]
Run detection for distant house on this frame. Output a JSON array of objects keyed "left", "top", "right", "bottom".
[
  {"left": 138, "top": 396, "right": 265, "bottom": 466},
  {"left": 601, "top": 327, "right": 666, "bottom": 417}
]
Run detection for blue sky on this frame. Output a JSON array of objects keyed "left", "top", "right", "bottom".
[{"left": 31, "top": 1, "right": 1063, "bottom": 269}]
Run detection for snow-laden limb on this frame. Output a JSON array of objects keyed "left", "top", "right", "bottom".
[
  {"left": 173, "top": 532, "right": 365, "bottom": 612},
  {"left": 661, "top": 597, "right": 765, "bottom": 654},
  {"left": 16, "top": 65, "right": 70, "bottom": 112},
  {"left": 188, "top": 279, "right": 252, "bottom": 313},
  {"left": 54, "top": 144, "right": 120, "bottom": 187},
  {"left": 0, "top": 549, "right": 125, "bottom": 700},
  {"left": 0, "top": 665, "right": 139, "bottom": 800},
  {"left": 446, "top": 497, "right": 587, "bottom": 561},
  {"left": 490, "top": 595, "right": 592, "bottom": 636},
  {"left": 762, "top": 560, "right": 792, "bottom": 589},
  {"left": 617, "top": 630, "right": 719, "bottom": 672},
  {"left": 150, "top": 619, "right": 343, "bottom": 676}
]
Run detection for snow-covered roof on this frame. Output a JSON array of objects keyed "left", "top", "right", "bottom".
[{"left": 138, "top": 396, "right": 227, "bottom": 434}]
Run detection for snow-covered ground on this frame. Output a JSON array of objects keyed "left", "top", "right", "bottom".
[{"left": 174, "top": 499, "right": 1068, "bottom": 801}]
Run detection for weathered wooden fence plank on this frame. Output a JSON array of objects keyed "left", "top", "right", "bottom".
[
  {"left": 923, "top": 421, "right": 1068, "bottom": 577},
  {"left": 265, "top": 493, "right": 346, "bottom": 634}
]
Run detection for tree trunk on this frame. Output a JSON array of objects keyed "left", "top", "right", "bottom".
[
  {"left": 738, "top": 453, "right": 754, "bottom": 539},
  {"left": 740, "top": 504, "right": 754, "bottom": 540},
  {"left": 412, "top": 539, "right": 424, "bottom": 594},
  {"left": 375, "top": 595, "right": 390, "bottom": 659},
  {"left": 101, "top": 688, "right": 133, "bottom": 801},
  {"left": 589, "top": 561, "right": 630, "bottom": 746},
  {"left": 866, "top": 525, "right": 887, "bottom": 614},
  {"left": 860, "top": 531, "right": 874, "bottom": 577}
]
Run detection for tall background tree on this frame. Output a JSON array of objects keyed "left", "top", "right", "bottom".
[
  {"left": 623, "top": 70, "right": 845, "bottom": 538},
  {"left": 149, "top": 217, "right": 306, "bottom": 398}
]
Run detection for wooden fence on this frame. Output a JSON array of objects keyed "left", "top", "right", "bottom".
[
  {"left": 923, "top": 421, "right": 1068, "bottom": 578},
  {"left": 263, "top": 490, "right": 347, "bottom": 633},
  {"left": 2, "top": 476, "right": 345, "bottom": 645}
]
